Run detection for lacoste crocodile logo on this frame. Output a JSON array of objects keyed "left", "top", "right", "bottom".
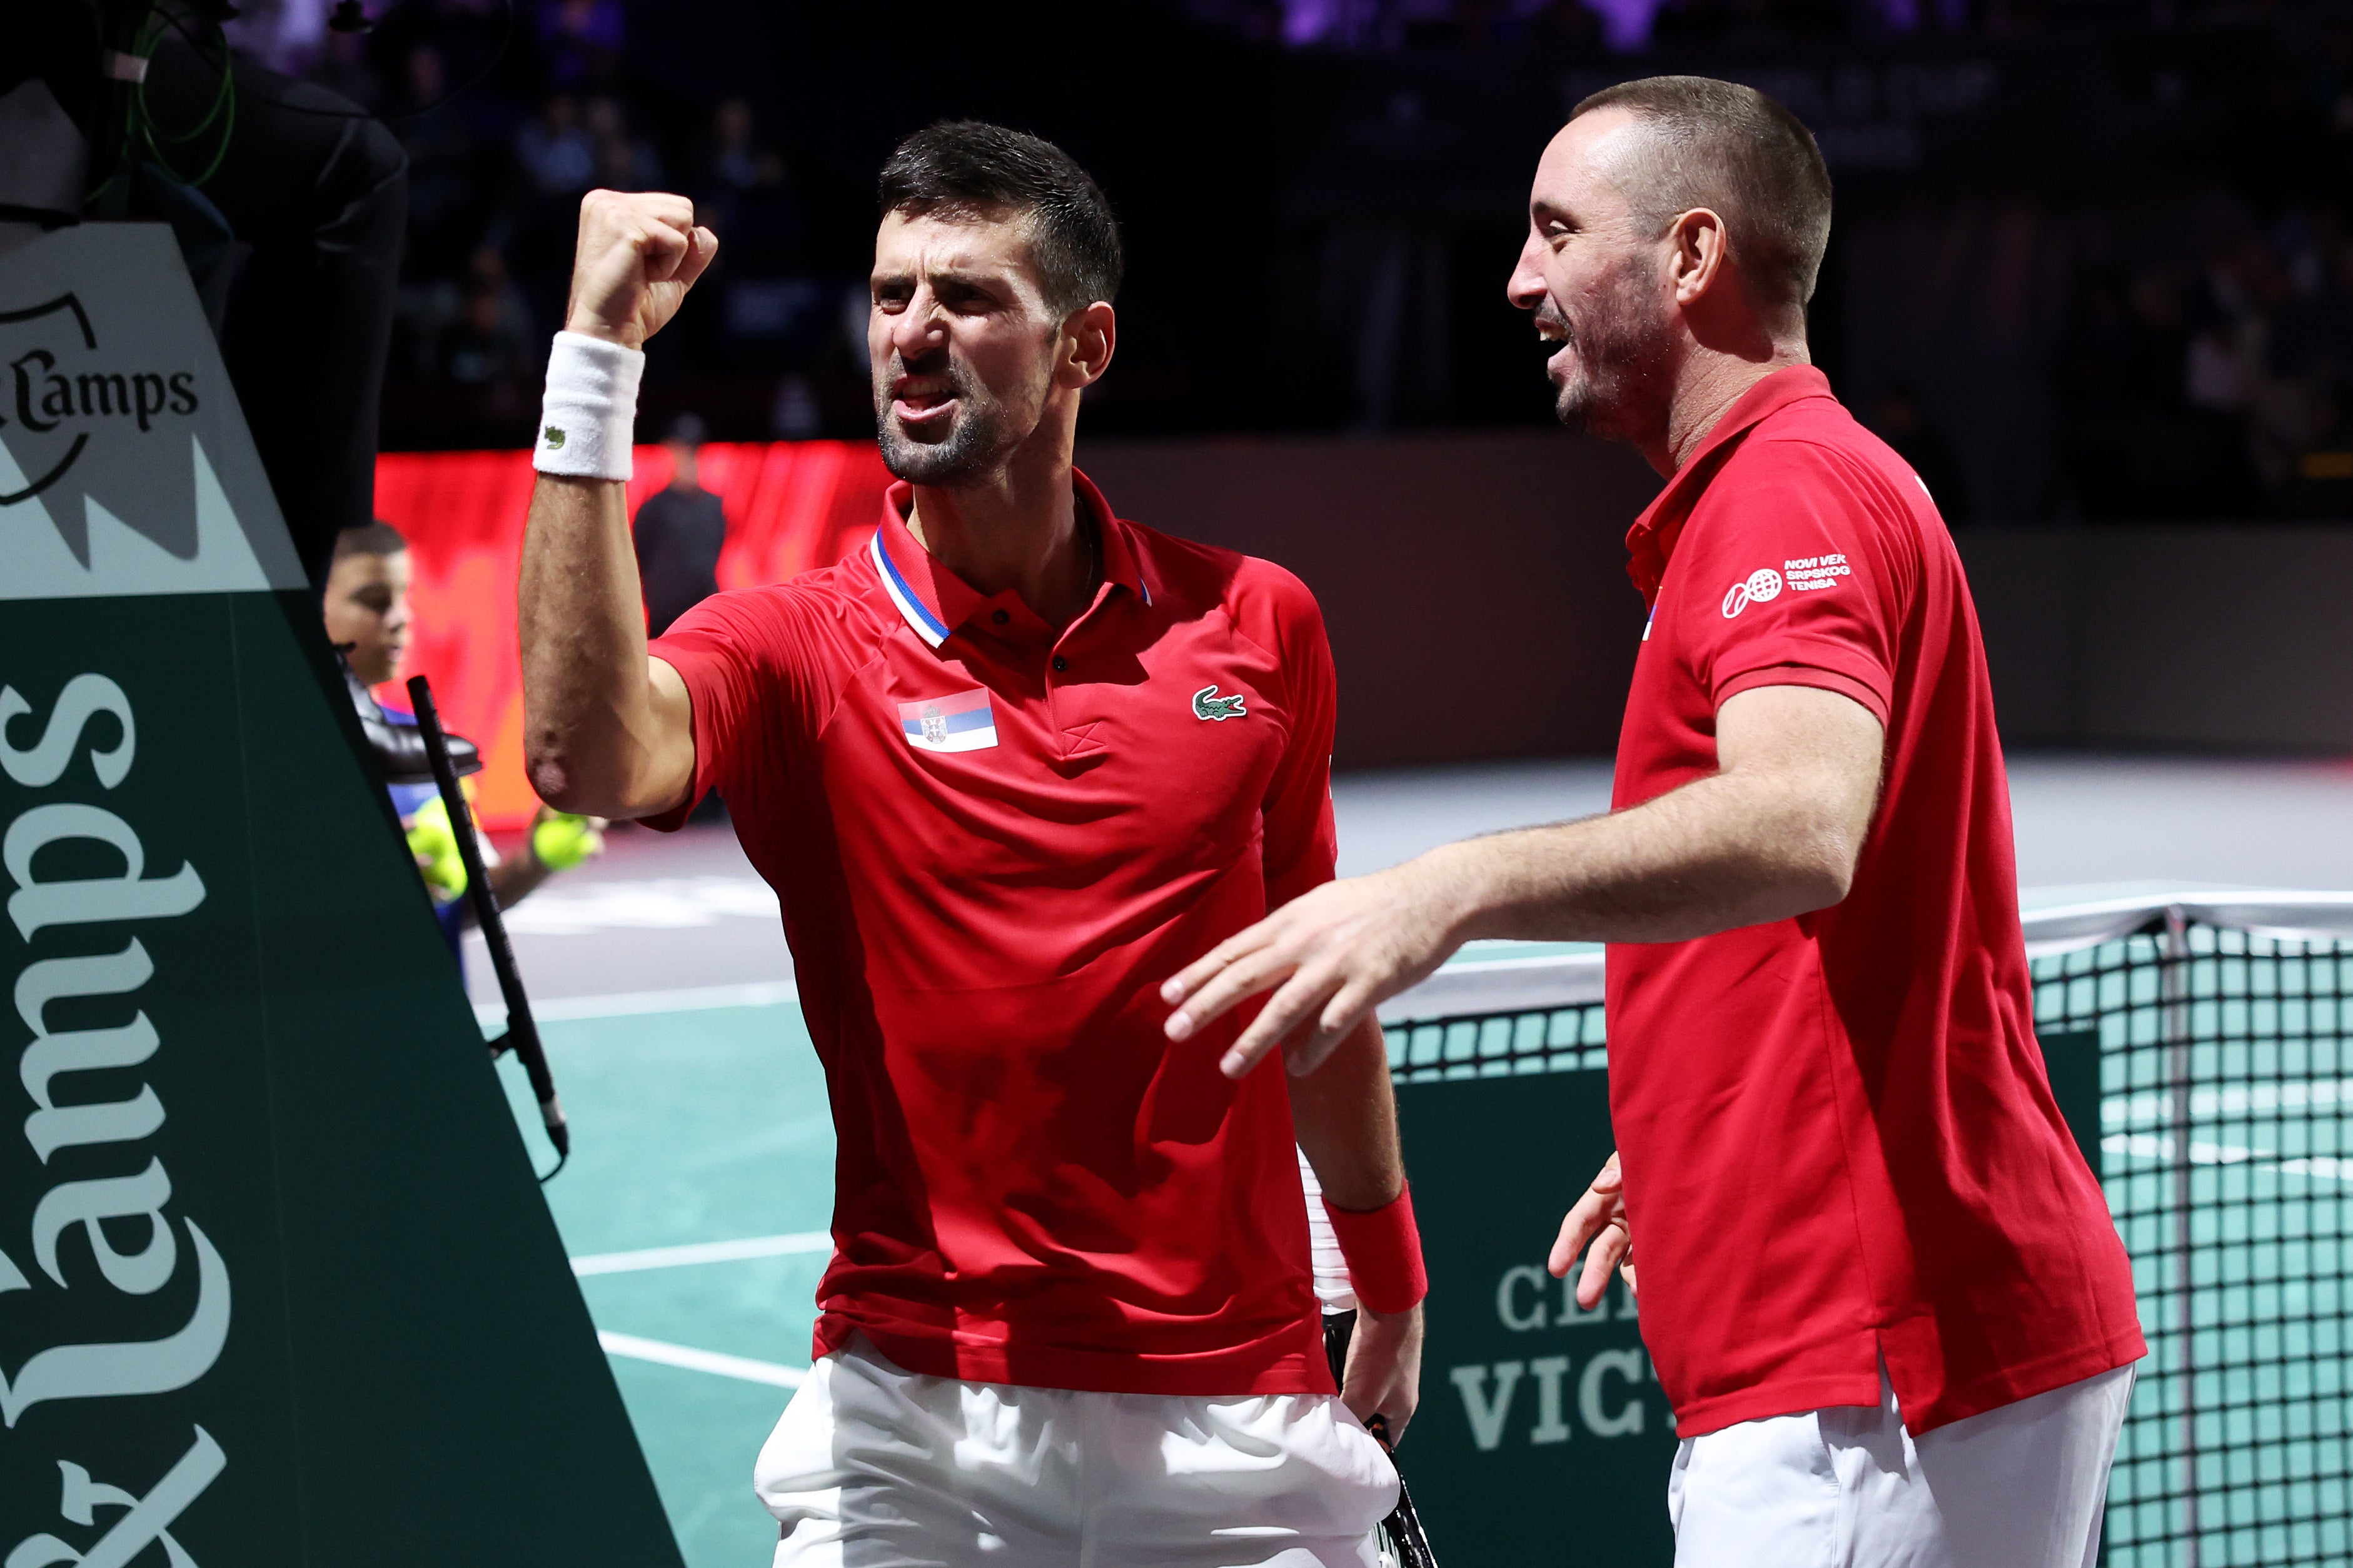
[
  {"left": 542, "top": 425, "right": 567, "bottom": 450},
  {"left": 1192, "top": 685, "right": 1247, "bottom": 721}
]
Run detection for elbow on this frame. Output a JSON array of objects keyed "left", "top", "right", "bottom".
[
  {"left": 1778, "top": 826, "right": 1863, "bottom": 916},
  {"left": 525, "top": 745, "right": 600, "bottom": 818},
  {"left": 1785, "top": 857, "right": 1855, "bottom": 916}
]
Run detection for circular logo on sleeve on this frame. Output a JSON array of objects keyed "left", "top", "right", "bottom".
[{"left": 1721, "top": 567, "right": 1783, "bottom": 618}]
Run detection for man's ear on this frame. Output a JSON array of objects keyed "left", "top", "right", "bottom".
[
  {"left": 1061, "top": 301, "right": 1117, "bottom": 389},
  {"left": 1666, "top": 208, "right": 1730, "bottom": 307}
]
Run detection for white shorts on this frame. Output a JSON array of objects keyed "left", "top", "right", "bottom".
[
  {"left": 754, "top": 1335, "right": 1399, "bottom": 1568},
  {"left": 1669, "top": 1359, "right": 2137, "bottom": 1568}
]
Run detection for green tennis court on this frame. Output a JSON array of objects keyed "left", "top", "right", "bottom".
[
  {"left": 495, "top": 1000, "right": 833, "bottom": 1568},
  {"left": 488, "top": 907, "right": 2353, "bottom": 1567}
]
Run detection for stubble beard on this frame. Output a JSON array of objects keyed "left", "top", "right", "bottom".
[
  {"left": 1547, "top": 266, "right": 1678, "bottom": 447},
  {"left": 873, "top": 354, "right": 1027, "bottom": 488}
]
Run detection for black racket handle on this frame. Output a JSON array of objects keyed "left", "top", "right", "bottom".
[{"left": 406, "top": 676, "right": 568, "bottom": 1160}]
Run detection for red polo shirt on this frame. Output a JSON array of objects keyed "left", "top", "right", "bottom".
[
  {"left": 645, "top": 471, "right": 1338, "bottom": 1397},
  {"left": 1610, "top": 366, "right": 2143, "bottom": 1437}
]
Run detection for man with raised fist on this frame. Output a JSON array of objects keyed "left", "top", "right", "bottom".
[{"left": 515, "top": 123, "right": 1421, "bottom": 1567}]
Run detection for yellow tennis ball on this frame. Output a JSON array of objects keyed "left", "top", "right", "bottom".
[
  {"left": 532, "top": 811, "right": 603, "bottom": 872},
  {"left": 405, "top": 797, "right": 467, "bottom": 898}
]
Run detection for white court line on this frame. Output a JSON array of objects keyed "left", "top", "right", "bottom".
[
  {"left": 477, "top": 980, "right": 800, "bottom": 1030},
  {"left": 571, "top": 1231, "right": 834, "bottom": 1276},
  {"left": 598, "top": 1330, "right": 805, "bottom": 1389}
]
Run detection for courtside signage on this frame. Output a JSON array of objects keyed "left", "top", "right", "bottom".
[
  {"left": 1, "top": 224, "right": 683, "bottom": 1565},
  {"left": 1, "top": 222, "right": 298, "bottom": 1568},
  {"left": 1394, "top": 1069, "right": 1678, "bottom": 1564},
  {"left": 0, "top": 229, "right": 303, "bottom": 601}
]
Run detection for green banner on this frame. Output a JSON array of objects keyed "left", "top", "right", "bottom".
[
  {"left": 1396, "top": 1030, "right": 2106, "bottom": 1563},
  {"left": 1, "top": 224, "right": 680, "bottom": 1565}
]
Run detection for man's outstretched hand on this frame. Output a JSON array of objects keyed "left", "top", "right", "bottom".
[
  {"left": 565, "top": 189, "right": 717, "bottom": 351},
  {"left": 1159, "top": 860, "right": 1464, "bottom": 1080},
  {"left": 1548, "top": 1151, "right": 1638, "bottom": 1310}
]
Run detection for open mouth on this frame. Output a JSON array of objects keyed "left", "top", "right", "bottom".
[
  {"left": 890, "top": 376, "right": 960, "bottom": 427},
  {"left": 1536, "top": 316, "right": 1575, "bottom": 379}
]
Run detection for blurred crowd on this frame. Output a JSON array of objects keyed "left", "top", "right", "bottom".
[
  {"left": 2061, "top": 210, "right": 2353, "bottom": 521},
  {"left": 1183, "top": 0, "right": 2242, "bottom": 53},
  {"left": 219, "top": 0, "right": 2353, "bottom": 523},
  {"left": 226, "top": 0, "right": 854, "bottom": 449}
]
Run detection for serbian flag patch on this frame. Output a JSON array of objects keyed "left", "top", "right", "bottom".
[{"left": 898, "top": 688, "right": 998, "bottom": 753}]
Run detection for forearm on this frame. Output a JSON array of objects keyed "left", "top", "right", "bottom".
[
  {"left": 1289, "top": 1016, "right": 1405, "bottom": 1210},
  {"left": 518, "top": 475, "right": 682, "bottom": 817},
  {"left": 1431, "top": 765, "right": 1860, "bottom": 947},
  {"left": 486, "top": 843, "right": 556, "bottom": 908}
]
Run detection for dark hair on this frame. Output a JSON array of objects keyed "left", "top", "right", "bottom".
[
  {"left": 333, "top": 520, "right": 408, "bottom": 561},
  {"left": 877, "top": 121, "right": 1122, "bottom": 316},
  {"left": 1571, "top": 76, "right": 1832, "bottom": 320}
]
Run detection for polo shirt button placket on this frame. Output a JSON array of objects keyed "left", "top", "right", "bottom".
[
  {"left": 991, "top": 609, "right": 1010, "bottom": 627},
  {"left": 1051, "top": 655, "right": 1069, "bottom": 673}
]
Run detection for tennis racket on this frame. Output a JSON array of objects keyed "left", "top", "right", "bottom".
[{"left": 1324, "top": 1310, "right": 1439, "bottom": 1568}]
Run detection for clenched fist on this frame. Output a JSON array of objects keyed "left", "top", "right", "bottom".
[{"left": 563, "top": 189, "right": 718, "bottom": 351}]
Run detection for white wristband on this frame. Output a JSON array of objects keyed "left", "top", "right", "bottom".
[{"left": 534, "top": 331, "right": 645, "bottom": 481}]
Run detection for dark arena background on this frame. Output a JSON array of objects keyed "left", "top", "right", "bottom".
[{"left": 8, "top": 1, "right": 2353, "bottom": 1565}]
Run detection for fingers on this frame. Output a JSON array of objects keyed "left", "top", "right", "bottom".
[
  {"left": 1547, "top": 1192, "right": 1604, "bottom": 1279},
  {"left": 1576, "top": 1222, "right": 1628, "bottom": 1312},
  {"left": 1277, "top": 982, "right": 1376, "bottom": 1079},
  {"left": 1219, "top": 967, "right": 1342, "bottom": 1080},
  {"left": 1161, "top": 919, "right": 1277, "bottom": 1010},
  {"left": 1163, "top": 937, "right": 1289, "bottom": 1041},
  {"left": 674, "top": 226, "right": 720, "bottom": 292},
  {"left": 1343, "top": 1374, "right": 1418, "bottom": 1440},
  {"left": 577, "top": 189, "right": 700, "bottom": 281}
]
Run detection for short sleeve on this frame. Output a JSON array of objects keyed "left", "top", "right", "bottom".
[
  {"left": 1255, "top": 572, "right": 1341, "bottom": 910},
  {"left": 641, "top": 587, "right": 814, "bottom": 831},
  {"left": 1670, "top": 440, "right": 1913, "bottom": 726}
]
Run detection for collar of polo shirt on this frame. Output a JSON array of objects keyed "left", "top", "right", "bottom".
[
  {"left": 869, "top": 469, "right": 1153, "bottom": 653},
  {"left": 1623, "top": 364, "right": 1837, "bottom": 605}
]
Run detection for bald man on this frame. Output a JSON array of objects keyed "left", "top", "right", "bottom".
[{"left": 1160, "top": 76, "right": 2142, "bottom": 1568}]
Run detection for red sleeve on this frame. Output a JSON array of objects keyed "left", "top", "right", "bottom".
[
  {"left": 1251, "top": 567, "right": 1341, "bottom": 910},
  {"left": 1669, "top": 440, "right": 1915, "bottom": 726},
  {"left": 640, "top": 588, "right": 816, "bottom": 831}
]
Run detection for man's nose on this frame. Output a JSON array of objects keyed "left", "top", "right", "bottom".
[
  {"left": 1506, "top": 236, "right": 1548, "bottom": 313},
  {"left": 888, "top": 289, "right": 946, "bottom": 358}
]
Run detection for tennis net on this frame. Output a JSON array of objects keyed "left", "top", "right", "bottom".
[{"left": 1378, "top": 893, "right": 2353, "bottom": 1567}]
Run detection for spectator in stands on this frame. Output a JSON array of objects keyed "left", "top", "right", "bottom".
[
  {"left": 516, "top": 94, "right": 595, "bottom": 196},
  {"left": 322, "top": 521, "right": 603, "bottom": 948},
  {"left": 2188, "top": 233, "right": 2297, "bottom": 488},
  {"left": 587, "top": 95, "right": 663, "bottom": 191},
  {"left": 632, "top": 414, "right": 728, "bottom": 636},
  {"left": 2058, "top": 262, "right": 2260, "bottom": 518},
  {"left": 439, "top": 278, "right": 532, "bottom": 389},
  {"left": 693, "top": 98, "right": 802, "bottom": 274},
  {"left": 390, "top": 46, "right": 485, "bottom": 284},
  {"left": 708, "top": 98, "right": 786, "bottom": 194}
]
